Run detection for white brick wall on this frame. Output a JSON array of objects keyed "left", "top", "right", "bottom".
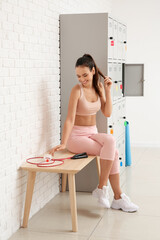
[{"left": 0, "top": 0, "right": 111, "bottom": 239}]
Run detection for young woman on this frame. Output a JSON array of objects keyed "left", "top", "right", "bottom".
[{"left": 49, "top": 54, "right": 139, "bottom": 212}]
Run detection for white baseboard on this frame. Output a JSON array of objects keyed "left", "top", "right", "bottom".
[{"left": 131, "top": 142, "right": 160, "bottom": 148}]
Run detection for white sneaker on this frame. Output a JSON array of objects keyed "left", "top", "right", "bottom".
[
  {"left": 92, "top": 186, "right": 110, "bottom": 208},
  {"left": 111, "top": 193, "right": 139, "bottom": 212}
]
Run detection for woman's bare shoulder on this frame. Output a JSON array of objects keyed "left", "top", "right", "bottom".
[
  {"left": 72, "top": 83, "right": 80, "bottom": 90},
  {"left": 71, "top": 84, "right": 80, "bottom": 93},
  {"left": 70, "top": 84, "right": 81, "bottom": 98}
]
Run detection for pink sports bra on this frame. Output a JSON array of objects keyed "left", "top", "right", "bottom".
[{"left": 76, "top": 83, "right": 101, "bottom": 116}]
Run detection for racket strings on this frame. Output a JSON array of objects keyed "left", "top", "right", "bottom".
[{"left": 26, "top": 157, "right": 65, "bottom": 167}]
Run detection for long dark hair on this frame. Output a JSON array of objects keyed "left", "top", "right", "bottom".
[{"left": 75, "top": 54, "right": 105, "bottom": 97}]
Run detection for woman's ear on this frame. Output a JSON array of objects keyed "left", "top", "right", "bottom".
[{"left": 92, "top": 67, "right": 95, "bottom": 75}]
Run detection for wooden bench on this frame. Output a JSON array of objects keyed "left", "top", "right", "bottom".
[{"left": 21, "top": 149, "right": 100, "bottom": 232}]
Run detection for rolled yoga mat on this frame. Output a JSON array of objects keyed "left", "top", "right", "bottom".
[{"left": 124, "top": 121, "right": 132, "bottom": 166}]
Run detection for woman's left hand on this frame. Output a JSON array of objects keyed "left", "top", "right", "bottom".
[{"left": 104, "top": 76, "right": 112, "bottom": 91}]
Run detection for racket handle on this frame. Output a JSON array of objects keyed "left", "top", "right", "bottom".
[{"left": 71, "top": 152, "right": 88, "bottom": 159}]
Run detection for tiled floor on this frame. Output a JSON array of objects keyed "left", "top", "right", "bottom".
[{"left": 9, "top": 147, "right": 160, "bottom": 240}]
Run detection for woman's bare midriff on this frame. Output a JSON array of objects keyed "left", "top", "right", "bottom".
[{"left": 74, "top": 114, "right": 96, "bottom": 126}]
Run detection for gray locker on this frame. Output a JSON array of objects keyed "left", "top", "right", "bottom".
[{"left": 60, "top": 13, "right": 127, "bottom": 192}]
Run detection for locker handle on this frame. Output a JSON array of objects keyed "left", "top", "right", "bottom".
[
  {"left": 124, "top": 41, "right": 127, "bottom": 44},
  {"left": 119, "top": 157, "right": 122, "bottom": 160},
  {"left": 109, "top": 37, "right": 113, "bottom": 40},
  {"left": 109, "top": 125, "right": 113, "bottom": 128},
  {"left": 139, "top": 79, "right": 145, "bottom": 82},
  {"left": 120, "top": 116, "right": 126, "bottom": 120},
  {"left": 114, "top": 81, "right": 118, "bottom": 83}
]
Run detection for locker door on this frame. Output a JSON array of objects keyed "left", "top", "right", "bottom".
[
  {"left": 117, "top": 81, "right": 122, "bottom": 99},
  {"left": 117, "top": 42, "right": 122, "bottom": 61},
  {"left": 117, "top": 101, "right": 122, "bottom": 120},
  {"left": 116, "top": 138, "right": 123, "bottom": 172},
  {"left": 117, "top": 63, "right": 123, "bottom": 98},
  {"left": 113, "top": 120, "right": 121, "bottom": 138},
  {"left": 107, "top": 63, "right": 114, "bottom": 134},
  {"left": 118, "top": 22, "right": 123, "bottom": 42},
  {"left": 122, "top": 64, "right": 144, "bottom": 96},
  {"left": 109, "top": 121, "right": 118, "bottom": 139},
  {"left": 108, "top": 18, "right": 114, "bottom": 59},
  {"left": 121, "top": 134, "right": 125, "bottom": 169},
  {"left": 119, "top": 98, "right": 126, "bottom": 136},
  {"left": 108, "top": 62, "right": 114, "bottom": 101},
  {"left": 113, "top": 63, "right": 118, "bottom": 101},
  {"left": 113, "top": 20, "right": 118, "bottom": 60},
  {"left": 112, "top": 100, "right": 125, "bottom": 138},
  {"left": 121, "top": 98, "right": 126, "bottom": 121},
  {"left": 119, "top": 117, "right": 124, "bottom": 137},
  {"left": 108, "top": 121, "right": 114, "bottom": 135},
  {"left": 112, "top": 102, "right": 117, "bottom": 124},
  {"left": 120, "top": 98, "right": 126, "bottom": 129},
  {"left": 122, "top": 25, "right": 127, "bottom": 61},
  {"left": 117, "top": 63, "right": 122, "bottom": 81},
  {"left": 112, "top": 103, "right": 120, "bottom": 138},
  {"left": 118, "top": 134, "right": 125, "bottom": 174},
  {"left": 117, "top": 101, "right": 123, "bottom": 137},
  {"left": 117, "top": 23, "right": 123, "bottom": 61},
  {"left": 113, "top": 122, "right": 119, "bottom": 139}
]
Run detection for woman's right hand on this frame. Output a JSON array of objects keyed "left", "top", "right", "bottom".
[{"left": 48, "top": 144, "right": 66, "bottom": 156}]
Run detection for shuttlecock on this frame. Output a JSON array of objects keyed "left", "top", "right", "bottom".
[{"left": 43, "top": 153, "right": 53, "bottom": 162}]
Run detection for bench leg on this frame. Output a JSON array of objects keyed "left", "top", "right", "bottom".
[
  {"left": 68, "top": 173, "right": 78, "bottom": 232},
  {"left": 22, "top": 171, "right": 36, "bottom": 228},
  {"left": 96, "top": 156, "right": 101, "bottom": 182},
  {"left": 61, "top": 173, "right": 68, "bottom": 192}
]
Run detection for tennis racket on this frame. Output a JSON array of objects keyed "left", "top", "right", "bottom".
[{"left": 26, "top": 152, "right": 88, "bottom": 167}]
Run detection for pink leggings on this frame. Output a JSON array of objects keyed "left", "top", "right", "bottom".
[{"left": 66, "top": 125, "right": 119, "bottom": 175}]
